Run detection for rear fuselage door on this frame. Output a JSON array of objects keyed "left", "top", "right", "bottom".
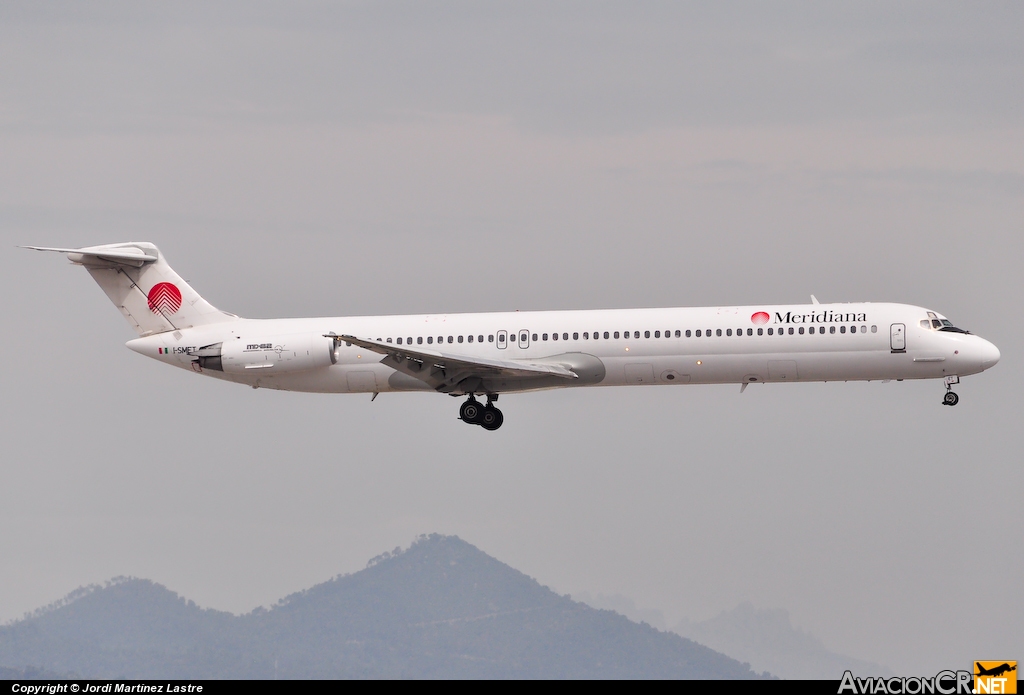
[
  {"left": 519, "top": 330, "right": 530, "bottom": 349},
  {"left": 890, "top": 323, "right": 906, "bottom": 352}
]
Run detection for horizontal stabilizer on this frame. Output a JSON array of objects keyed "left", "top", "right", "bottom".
[{"left": 22, "top": 244, "right": 158, "bottom": 267}]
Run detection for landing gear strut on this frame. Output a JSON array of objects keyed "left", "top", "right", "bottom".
[
  {"left": 460, "top": 395, "right": 503, "bottom": 430},
  {"left": 942, "top": 376, "right": 960, "bottom": 407}
]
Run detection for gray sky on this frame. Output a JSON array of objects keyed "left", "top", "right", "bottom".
[{"left": 1, "top": 2, "right": 1020, "bottom": 674}]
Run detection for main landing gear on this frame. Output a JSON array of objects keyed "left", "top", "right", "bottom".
[
  {"left": 460, "top": 395, "right": 504, "bottom": 431},
  {"left": 942, "top": 375, "right": 960, "bottom": 407}
]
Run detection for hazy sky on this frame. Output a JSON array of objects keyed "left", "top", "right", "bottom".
[{"left": 1, "top": 2, "right": 1021, "bottom": 675}]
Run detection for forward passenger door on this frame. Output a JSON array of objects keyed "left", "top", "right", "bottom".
[{"left": 890, "top": 323, "right": 906, "bottom": 352}]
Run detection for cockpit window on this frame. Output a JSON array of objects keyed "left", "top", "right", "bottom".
[{"left": 923, "top": 315, "right": 970, "bottom": 334}]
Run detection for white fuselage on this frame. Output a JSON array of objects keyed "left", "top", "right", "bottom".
[{"left": 126, "top": 302, "right": 1000, "bottom": 395}]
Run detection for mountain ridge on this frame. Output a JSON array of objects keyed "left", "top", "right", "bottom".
[{"left": 0, "top": 534, "right": 768, "bottom": 680}]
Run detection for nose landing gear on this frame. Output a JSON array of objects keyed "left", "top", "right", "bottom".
[
  {"left": 942, "top": 375, "right": 960, "bottom": 406},
  {"left": 459, "top": 395, "right": 504, "bottom": 430}
]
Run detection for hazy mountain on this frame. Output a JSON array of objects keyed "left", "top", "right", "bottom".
[
  {"left": 574, "top": 592, "right": 669, "bottom": 631},
  {"left": 0, "top": 535, "right": 767, "bottom": 679},
  {"left": 674, "top": 602, "right": 892, "bottom": 680}
]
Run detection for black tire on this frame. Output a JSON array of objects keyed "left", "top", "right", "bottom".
[
  {"left": 480, "top": 407, "right": 503, "bottom": 431},
  {"left": 943, "top": 391, "right": 959, "bottom": 406},
  {"left": 460, "top": 400, "right": 482, "bottom": 423}
]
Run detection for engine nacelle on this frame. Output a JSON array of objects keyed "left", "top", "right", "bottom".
[{"left": 212, "top": 334, "right": 337, "bottom": 375}]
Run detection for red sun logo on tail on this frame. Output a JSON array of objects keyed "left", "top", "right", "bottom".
[
  {"left": 751, "top": 311, "right": 770, "bottom": 325},
  {"left": 148, "top": 282, "right": 182, "bottom": 315}
]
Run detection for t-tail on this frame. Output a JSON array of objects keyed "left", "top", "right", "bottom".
[{"left": 23, "top": 242, "right": 239, "bottom": 336}]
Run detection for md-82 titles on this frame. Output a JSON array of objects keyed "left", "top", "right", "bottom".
[{"left": 26, "top": 242, "right": 1000, "bottom": 430}]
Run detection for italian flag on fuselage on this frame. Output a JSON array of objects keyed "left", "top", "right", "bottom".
[{"left": 158, "top": 347, "right": 167, "bottom": 354}]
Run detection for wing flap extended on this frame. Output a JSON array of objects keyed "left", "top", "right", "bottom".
[{"left": 329, "top": 333, "right": 578, "bottom": 392}]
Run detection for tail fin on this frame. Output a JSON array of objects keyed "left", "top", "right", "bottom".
[{"left": 24, "top": 242, "right": 239, "bottom": 336}]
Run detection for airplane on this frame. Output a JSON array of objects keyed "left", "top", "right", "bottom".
[
  {"left": 975, "top": 663, "right": 1016, "bottom": 678},
  {"left": 24, "top": 242, "right": 1000, "bottom": 431}
]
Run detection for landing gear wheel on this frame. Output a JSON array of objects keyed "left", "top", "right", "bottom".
[
  {"left": 460, "top": 398, "right": 483, "bottom": 424},
  {"left": 943, "top": 391, "right": 959, "bottom": 406},
  {"left": 480, "top": 406, "right": 504, "bottom": 431}
]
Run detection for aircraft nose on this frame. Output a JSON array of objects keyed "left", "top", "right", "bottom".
[{"left": 979, "top": 339, "right": 1000, "bottom": 371}]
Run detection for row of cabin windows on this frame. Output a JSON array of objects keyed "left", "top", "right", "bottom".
[{"left": 379, "top": 325, "right": 878, "bottom": 345}]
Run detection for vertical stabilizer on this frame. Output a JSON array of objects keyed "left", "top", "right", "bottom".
[{"left": 24, "top": 242, "right": 239, "bottom": 336}]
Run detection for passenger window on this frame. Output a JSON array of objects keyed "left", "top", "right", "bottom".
[
  {"left": 467, "top": 335, "right": 473, "bottom": 343},
  {"left": 533, "top": 333, "right": 538, "bottom": 341},
  {"left": 798, "top": 327, "right": 804, "bottom": 335},
  {"left": 716, "top": 329, "right": 722, "bottom": 337},
  {"left": 563, "top": 333, "right": 569, "bottom": 340},
  {"left": 614, "top": 331, "right": 620, "bottom": 339},
  {"left": 645, "top": 331, "right": 651, "bottom": 338},
  {"left": 654, "top": 330, "right": 660, "bottom": 338},
  {"left": 604, "top": 332, "right": 610, "bottom": 339},
  {"left": 427, "top": 336, "right": 433, "bottom": 344},
  {"left": 573, "top": 332, "right": 579, "bottom": 340},
  {"left": 861, "top": 326, "right": 866, "bottom": 333},
  {"left": 727, "top": 329, "right": 733, "bottom": 336},
  {"left": 695, "top": 330, "right": 701, "bottom": 337},
  {"left": 706, "top": 329, "right": 711, "bottom": 337},
  {"left": 757, "top": 328, "right": 763, "bottom": 335},
  {"left": 543, "top": 333, "right": 548, "bottom": 341},
  {"left": 448, "top": 336, "right": 453, "bottom": 343},
  {"left": 478, "top": 335, "right": 483, "bottom": 342},
  {"left": 387, "top": 338, "right": 393, "bottom": 343},
  {"left": 871, "top": 325, "right": 877, "bottom": 333},
  {"left": 583, "top": 332, "right": 589, "bottom": 339},
  {"left": 840, "top": 325, "right": 846, "bottom": 334},
  {"left": 788, "top": 327, "right": 794, "bottom": 335},
  {"left": 767, "top": 328, "right": 773, "bottom": 335},
  {"left": 634, "top": 331, "right": 639, "bottom": 339},
  {"left": 488, "top": 335, "right": 494, "bottom": 343},
  {"left": 553, "top": 332, "right": 559, "bottom": 340},
  {"left": 417, "top": 337, "right": 423, "bottom": 344},
  {"left": 677, "top": 330, "right": 683, "bottom": 337}
]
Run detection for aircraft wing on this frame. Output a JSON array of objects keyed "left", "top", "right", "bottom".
[{"left": 329, "top": 333, "right": 578, "bottom": 392}]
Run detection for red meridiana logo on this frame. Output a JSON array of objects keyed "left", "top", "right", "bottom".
[
  {"left": 148, "top": 282, "right": 182, "bottom": 315},
  {"left": 751, "top": 311, "right": 770, "bottom": 325}
]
